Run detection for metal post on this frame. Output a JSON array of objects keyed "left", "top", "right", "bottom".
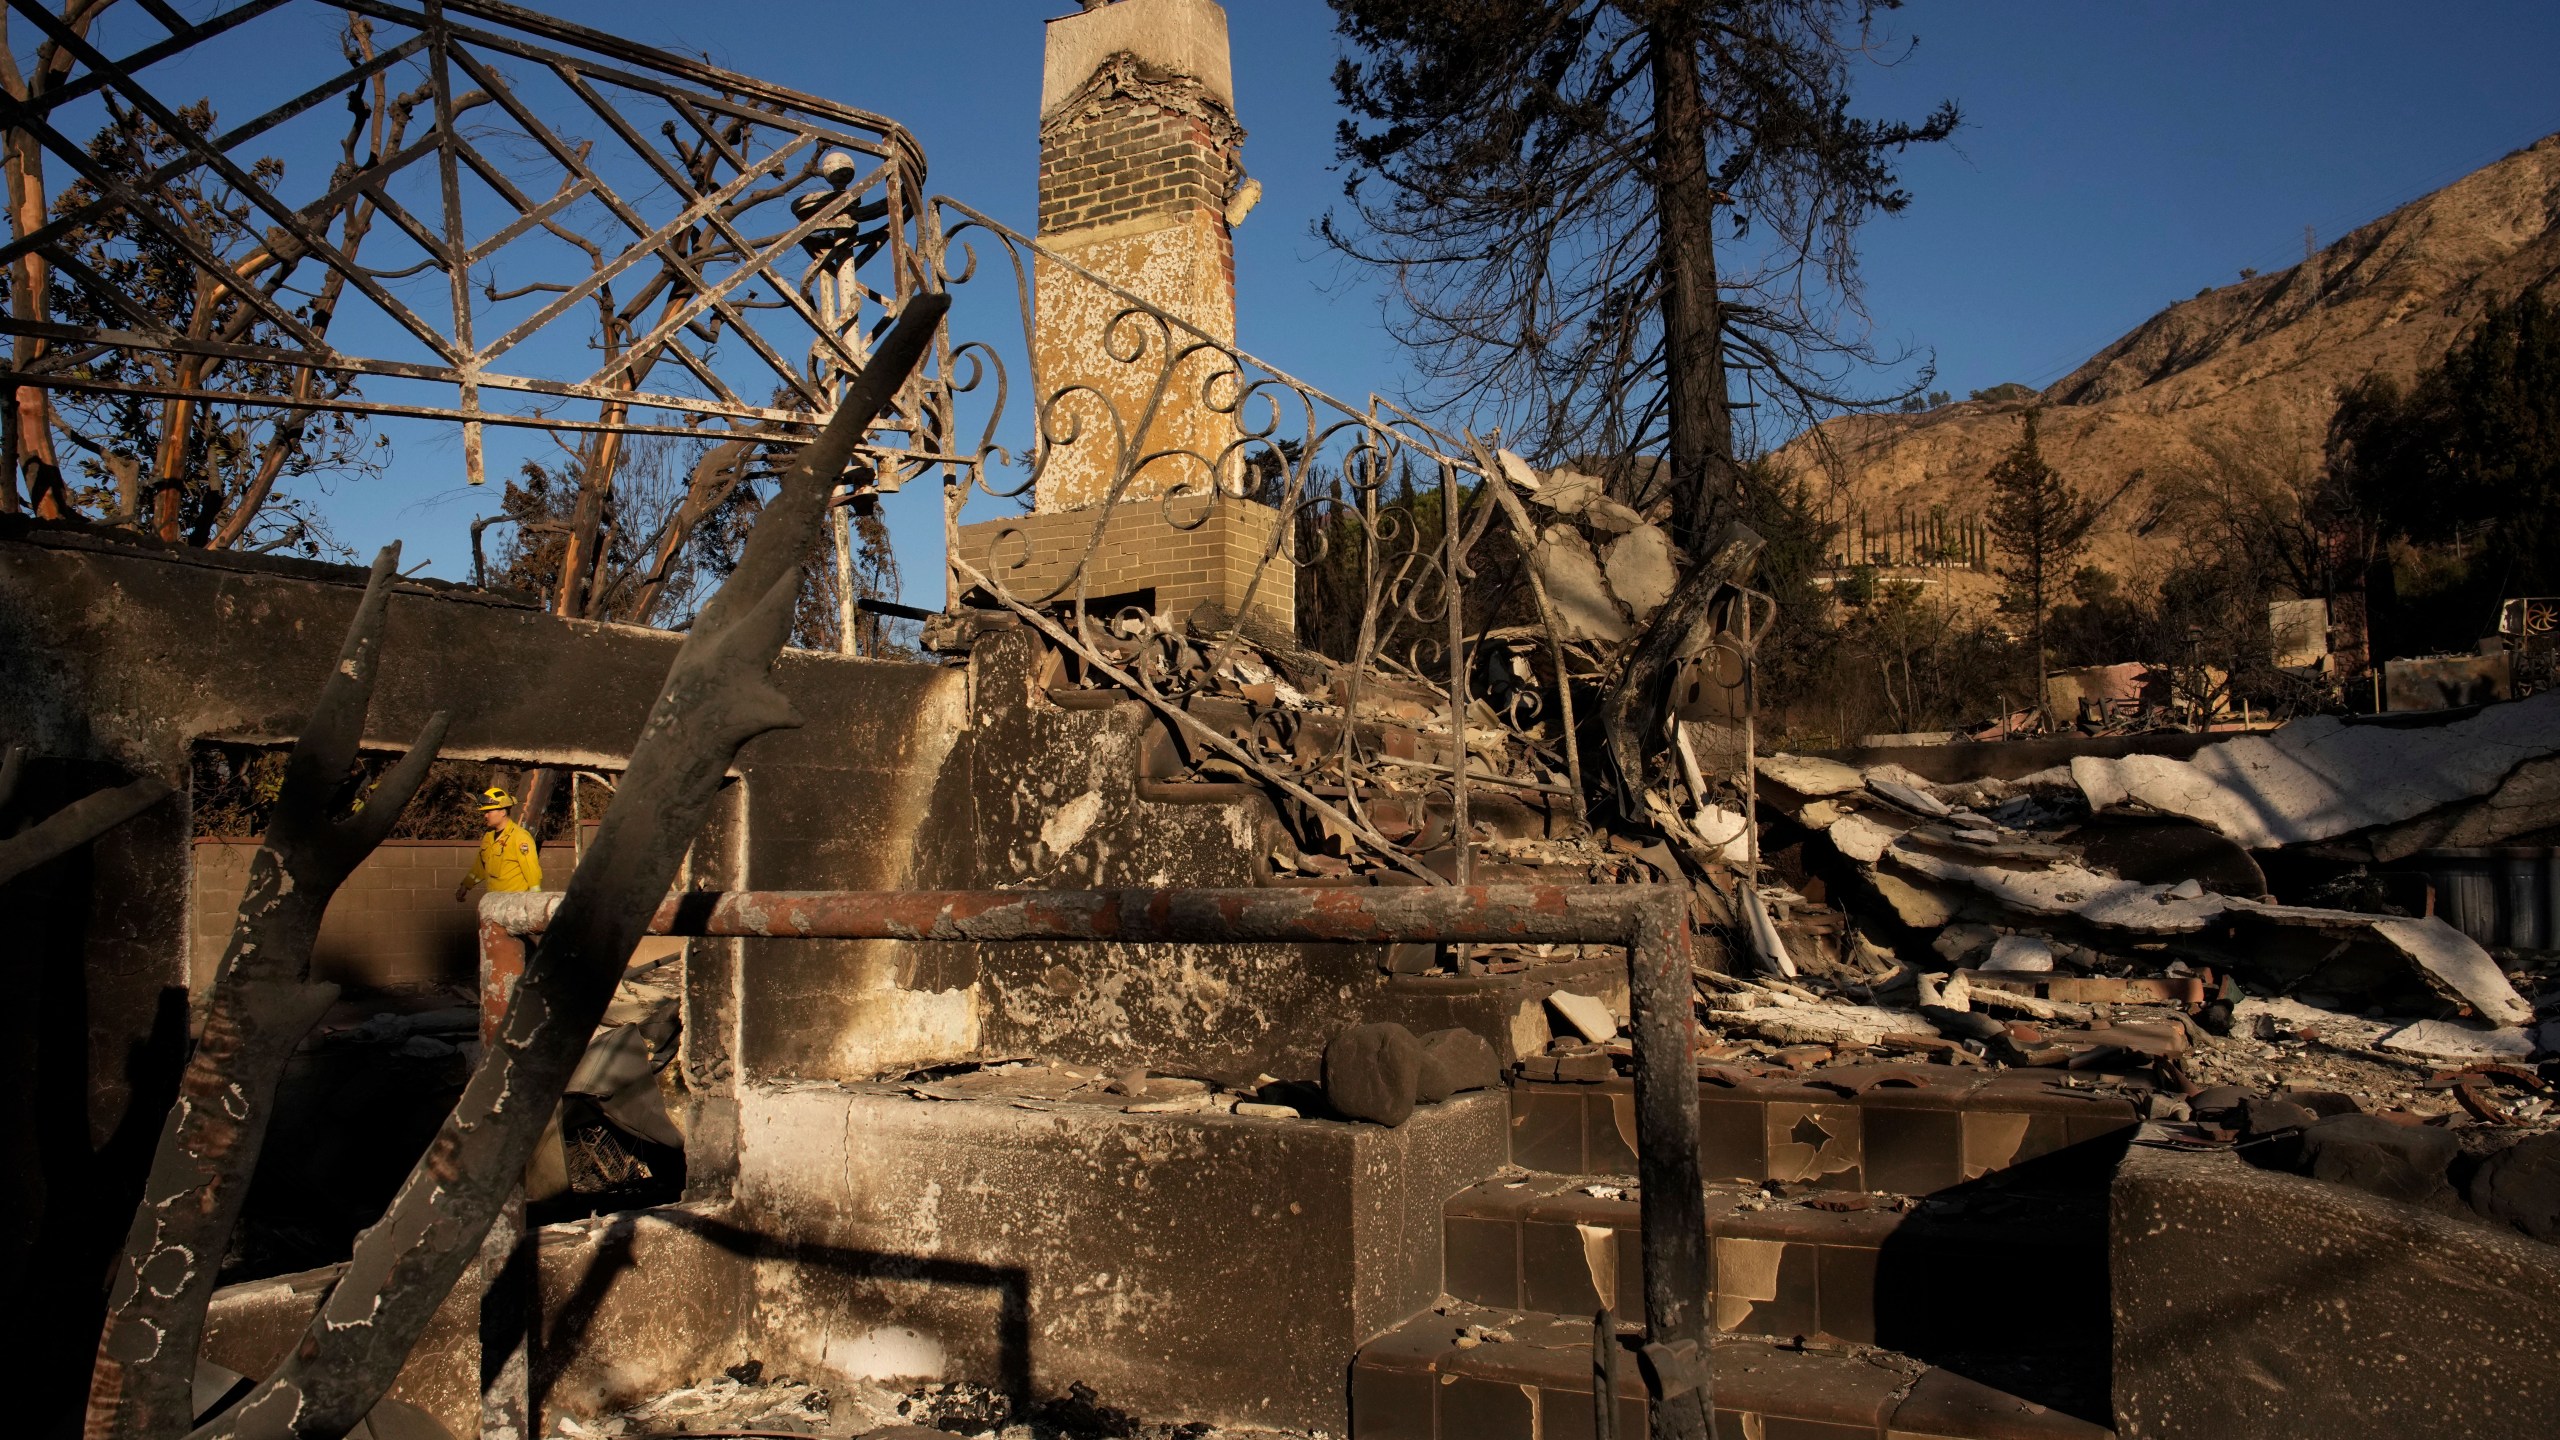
[
  {"left": 1740, "top": 595, "right": 1760, "bottom": 877},
  {"left": 1439, "top": 458, "right": 1472, "bottom": 885},
  {"left": 1628, "top": 894, "right": 1712, "bottom": 1440}
]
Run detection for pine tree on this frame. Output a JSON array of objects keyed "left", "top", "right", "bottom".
[
  {"left": 1986, "top": 411, "right": 2093, "bottom": 710},
  {"left": 1323, "top": 0, "right": 1958, "bottom": 554}
]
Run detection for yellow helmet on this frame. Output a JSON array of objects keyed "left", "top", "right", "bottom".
[{"left": 476, "top": 786, "right": 518, "bottom": 812}]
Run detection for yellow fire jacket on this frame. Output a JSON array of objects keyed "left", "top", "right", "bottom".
[{"left": 467, "top": 819, "right": 544, "bottom": 893}]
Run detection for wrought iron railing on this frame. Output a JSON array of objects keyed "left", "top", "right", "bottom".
[{"left": 912, "top": 196, "right": 1602, "bottom": 885}]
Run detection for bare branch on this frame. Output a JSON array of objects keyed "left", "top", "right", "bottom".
[
  {"left": 0, "top": 757, "right": 169, "bottom": 888},
  {"left": 87, "top": 543, "right": 450, "bottom": 1440}
]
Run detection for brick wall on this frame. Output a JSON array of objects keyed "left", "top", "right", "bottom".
[
  {"left": 954, "top": 495, "right": 1295, "bottom": 644},
  {"left": 190, "top": 837, "right": 576, "bottom": 992},
  {"left": 1038, "top": 102, "right": 1232, "bottom": 242}
]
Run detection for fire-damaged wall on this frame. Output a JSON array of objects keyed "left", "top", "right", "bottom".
[
  {"left": 190, "top": 836, "right": 581, "bottom": 992},
  {"left": 0, "top": 519, "right": 967, "bottom": 1426},
  {"left": 737, "top": 621, "right": 1579, "bottom": 1089},
  {"left": 3, "top": 520, "right": 1577, "bottom": 1432}
]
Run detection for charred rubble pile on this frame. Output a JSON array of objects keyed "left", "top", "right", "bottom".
[
  {"left": 1667, "top": 695, "right": 2560, "bottom": 1240},
  {"left": 1010, "top": 446, "right": 2560, "bottom": 1240}
]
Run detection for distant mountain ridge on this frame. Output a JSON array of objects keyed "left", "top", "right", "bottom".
[{"left": 1780, "top": 131, "right": 2560, "bottom": 583}]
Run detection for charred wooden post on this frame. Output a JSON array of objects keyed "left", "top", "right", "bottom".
[
  {"left": 87, "top": 545, "right": 450, "bottom": 1440},
  {"left": 1628, "top": 894, "right": 1713, "bottom": 1440},
  {"left": 184, "top": 293, "right": 949, "bottom": 1440}
]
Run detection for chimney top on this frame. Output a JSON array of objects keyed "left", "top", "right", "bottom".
[{"left": 1042, "top": 0, "right": 1233, "bottom": 122}]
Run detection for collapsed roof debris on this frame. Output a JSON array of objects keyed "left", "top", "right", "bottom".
[{"left": 2070, "top": 690, "right": 2560, "bottom": 853}]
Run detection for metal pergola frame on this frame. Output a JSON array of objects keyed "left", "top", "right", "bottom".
[{"left": 0, "top": 0, "right": 937, "bottom": 480}]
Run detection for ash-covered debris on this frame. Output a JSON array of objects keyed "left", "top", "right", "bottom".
[
  {"left": 572, "top": 1367, "right": 1316, "bottom": 1439},
  {"left": 876, "top": 1046, "right": 1499, "bottom": 1129},
  {"left": 1556, "top": 695, "right": 2560, "bottom": 1227}
]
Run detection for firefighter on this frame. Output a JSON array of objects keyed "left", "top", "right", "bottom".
[{"left": 454, "top": 785, "right": 543, "bottom": 901}]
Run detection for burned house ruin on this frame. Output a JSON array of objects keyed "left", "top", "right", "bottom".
[{"left": 5, "top": 4, "right": 2559, "bottom": 1440}]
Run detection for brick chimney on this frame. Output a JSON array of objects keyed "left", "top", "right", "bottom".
[{"left": 956, "top": 0, "right": 1292, "bottom": 641}]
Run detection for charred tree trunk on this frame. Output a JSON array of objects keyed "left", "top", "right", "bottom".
[
  {"left": 86, "top": 545, "right": 450, "bottom": 1440},
  {"left": 1649, "top": 18, "right": 1736, "bottom": 556},
  {"left": 184, "top": 293, "right": 949, "bottom": 1440},
  {"left": 1602, "top": 523, "right": 1764, "bottom": 819}
]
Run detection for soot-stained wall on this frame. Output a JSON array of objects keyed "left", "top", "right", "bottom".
[
  {"left": 0, "top": 519, "right": 965, "bottom": 1430},
  {"left": 730, "top": 624, "right": 1558, "bottom": 1091}
]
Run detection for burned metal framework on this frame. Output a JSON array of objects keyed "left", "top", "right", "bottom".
[
  {"left": 0, "top": 0, "right": 944, "bottom": 485},
  {"left": 481, "top": 883, "right": 1718, "bottom": 1439}
]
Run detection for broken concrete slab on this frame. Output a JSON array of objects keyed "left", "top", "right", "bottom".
[
  {"left": 1530, "top": 525, "right": 1629, "bottom": 644},
  {"left": 2377, "top": 1019, "right": 2537, "bottom": 1062},
  {"left": 1868, "top": 870, "right": 1963, "bottom": 929},
  {"left": 1826, "top": 811, "right": 1900, "bottom": 864},
  {"left": 1702, "top": 1000, "right": 1933, "bottom": 1048},
  {"left": 2224, "top": 908, "right": 2536, "bottom": 1026},
  {"left": 1866, "top": 773, "right": 1953, "bottom": 818},
  {"left": 1983, "top": 935, "right": 2057, "bottom": 973},
  {"left": 1887, "top": 843, "right": 2535, "bottom": 1025},
  {"left": 2370, "top": 916, "right": 2537, "bottom": 1025},
  {"left": 1545, "top": 990, "right": 1620, "bottom": 1043},
  {"left": 2339, "top": 754, "right": 2560, "bottom": 862},
  {"left": 1600, "top": 524, "right": 1679, "bottom": 622},
  {"left": 2229, "top": 997, "right": 2391, "bottom": 1050},
  {"left": 2072, "top": 690, "right": 2560, "bottom": 851},
  {"left": 1758, "top": 753, "right": 1868, "bottom": 798},
  {"left": 1888, "top": 849, "right": 2228, "bottom": 933}
]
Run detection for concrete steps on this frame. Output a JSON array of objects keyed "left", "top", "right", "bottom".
[
  {"left": 1353, "top": 1302, "right": 2110, "bottom": 1440},
  {"left": 1348, "top": 1065, "right": 2140, "bottom": 1438},
  {"left": 1439, "top": 1171, "right": 2106, "bottom": 1351},
  {"left": 1508, "top": 1068, "right": 2142, "bottom": 1191}
]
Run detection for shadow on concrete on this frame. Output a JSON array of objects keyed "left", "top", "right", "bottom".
[{"left": 529, "top": 1208, "right": 1033, "bottom": 1415}]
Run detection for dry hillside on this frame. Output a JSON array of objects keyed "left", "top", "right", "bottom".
[{"left": 1780, "top": 131, "right": 2560, "bottom": 589}]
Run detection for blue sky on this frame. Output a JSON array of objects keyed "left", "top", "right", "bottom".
[{"left": 127, "top": 1, "right": 2560, "bottom": 600}]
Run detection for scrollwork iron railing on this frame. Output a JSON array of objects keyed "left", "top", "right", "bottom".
[{"left": 913, "top": 198, "right": 1604, "bottom": 885}]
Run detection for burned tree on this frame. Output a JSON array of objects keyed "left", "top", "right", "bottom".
[
  {"left": 175, "top": 294, "right": 946, "bottom": 1440},
  {"left": 0, "top": 0, "right": 111, "bottom": 520},
  {"left": 84, "top": 545, "right": 450, "bottom": 1440},
  {"left": 1323, "top": 0, "right": 1958, "bottom": 554}
]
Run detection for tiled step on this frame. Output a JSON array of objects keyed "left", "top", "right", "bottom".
[
  {"left": 1510, "top": 1066, "right": 2141, "bottom": 1190},
  {"left": 1440, "top": 1172, "right": 2106, "bottom": 1351},
  {"left": 1353, "top": 1303, "right": 2113, "bottom": 1440}
]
